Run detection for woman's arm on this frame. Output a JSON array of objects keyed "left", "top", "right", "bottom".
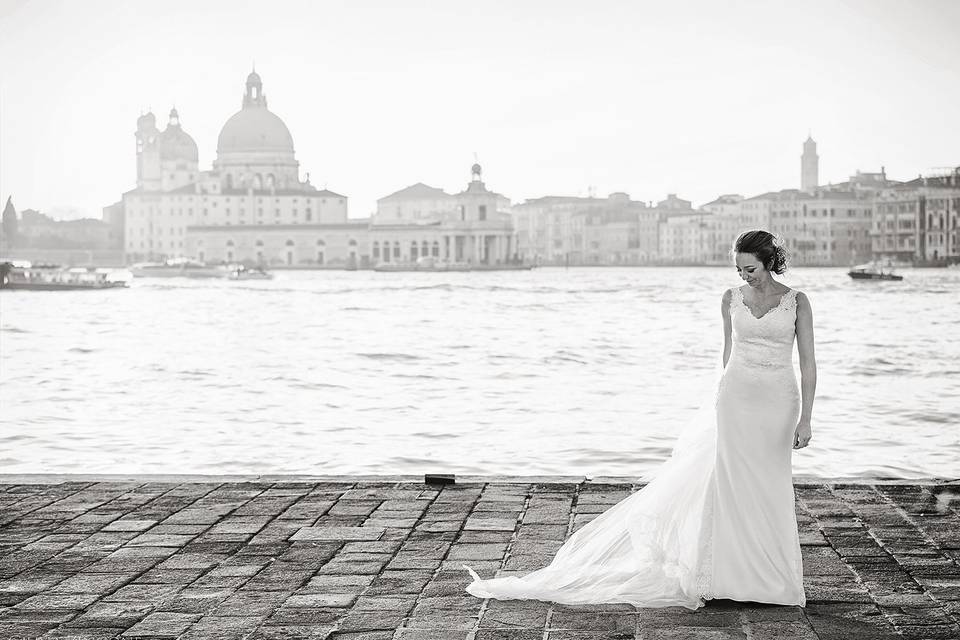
[
  {"left": 794, "top": 291, "right": 816, "bottom": 448},
  {"left": 721, "top": 288, "right": 733, "bottom": 368}
]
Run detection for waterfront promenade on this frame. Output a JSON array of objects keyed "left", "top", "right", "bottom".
[{"left": 1, "top": 476, "right": 958, "bottom": 640}]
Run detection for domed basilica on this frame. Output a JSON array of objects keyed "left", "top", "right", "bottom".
[
  {"left": 117, "top": 70, "right": 517, "bottom": 268},
  {"left": 121, "top": 70, "right": 366, "bottom": 266}
]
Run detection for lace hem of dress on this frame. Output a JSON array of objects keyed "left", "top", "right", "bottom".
[{"left": 693, "top": 474, "right": 715, "bottom": 601}]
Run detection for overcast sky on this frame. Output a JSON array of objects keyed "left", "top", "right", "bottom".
[{"left": 0, "top": 0, "right": 957, "bottom": 220}]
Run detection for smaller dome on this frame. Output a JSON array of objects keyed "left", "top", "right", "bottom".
[
  {"left": 472, "top": 163, "right": 482, "bottom": 175},
  {"left": 247, "top": 70, "right": 262, "bottom": 85},
  {"left": 136, "top": 111, "right": 156, "bottom": 132},
  {"left": 158, "top": 124, "right": 198, "bottom": 162}
]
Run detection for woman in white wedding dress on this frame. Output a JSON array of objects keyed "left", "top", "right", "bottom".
[{"left": 465, "top": 230, "right": 816, "bottom": 610}]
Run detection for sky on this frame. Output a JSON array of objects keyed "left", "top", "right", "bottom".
[{"left": 0, "top": 0, "right": 958, "bottom": 220}]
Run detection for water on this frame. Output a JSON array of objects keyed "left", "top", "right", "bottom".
[{"left": 1, "top": 267, "right": 958, "bottom": 479}]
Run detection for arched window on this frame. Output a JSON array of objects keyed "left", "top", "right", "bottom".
[
  {"left": 432, "top": 241, "right": 439, "bottom": 257},
  {"left": 253, "top": 174, "right": 262, "bottom": 190},
  {"left": 225, "top": 174, "right": 233, "bottom": 189},
  {"left": 373, "top": 241, "right": 380, "bottom": 259},
  {"left": 266, "top": 174, "right": 275, "bottom": 189},
  {"left": 285, "top": 239, "right": 295, "bottom": 247},
  {"left": 255, "top": 239, "right": 264, "bottom": 247},
  {"left": 411, "top": 241, "right": 419, "bottom": 260},
  {"left": 421, "top": 241, "right": 429, "bottom": 256},
  {"left": 226, "top": 239, "right": 235, "bottom": 247},
  {"left": 393, "top": 242, "right": 401, "bottom": 259}
]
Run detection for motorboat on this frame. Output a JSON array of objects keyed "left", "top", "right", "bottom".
[
  {"left": 0, "top": 262, "right": 129, "bottom": 291},
  {"left": 225, "top": 264, "right": 273, "bottom": 280},
  {"left": 373, "top": 256, "right": 530, "bottom": 272},
  {"left": 130, "top": 258, "right": 224, "bottom": 278},
  {"left": 848, "top": 262, "right": 903, "bottom": 281}
]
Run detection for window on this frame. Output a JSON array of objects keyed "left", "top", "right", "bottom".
[{"left": 479, "top": 205, "right": 487, "bottom": 221}]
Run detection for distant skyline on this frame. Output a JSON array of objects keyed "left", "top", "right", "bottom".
[{"left": 1, "top": 0, "right": 958, "bottom": 220}]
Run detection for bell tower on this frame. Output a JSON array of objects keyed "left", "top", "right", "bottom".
[
  {"left": 135, "top": 111, "right": 161, "bottom": 190},
  {"left": 801, "top": 134, "right": 819, "bottom": 192}
]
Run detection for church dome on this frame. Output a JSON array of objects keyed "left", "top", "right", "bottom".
[
  {"left": 217, "top": 107, "right": 294, "bottom": 154},
  {"left": 157, "top": 108, "right": 198, "bottom": 162},
  {"left": 216, "top": 70, "right": 294, "bottom": 156}
]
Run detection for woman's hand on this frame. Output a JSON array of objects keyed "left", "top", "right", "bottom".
[{"left": 793, "top": 420, "right": 812, "bottom": 449}]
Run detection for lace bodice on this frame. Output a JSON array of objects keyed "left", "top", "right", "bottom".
[{"left": 728, "top": 287, "right": 798, "bottom": 369}]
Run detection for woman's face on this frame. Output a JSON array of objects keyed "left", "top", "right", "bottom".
[{"left": 735, "top": 252, "right": 768, "bottom": 287}]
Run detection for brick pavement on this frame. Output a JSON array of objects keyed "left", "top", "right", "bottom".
[{"left": 0, "top": 477, "right": 958, "bottom": 640}]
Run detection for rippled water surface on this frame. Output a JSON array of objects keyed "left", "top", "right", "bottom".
[{"left": 1, "top": 267, "right": 958, "bottom": 478}]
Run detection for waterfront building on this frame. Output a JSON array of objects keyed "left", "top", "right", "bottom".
[
  {"left": 872, "top": 169, "right": 960, "bottom": 265},
  {"left": 659, "top": 210, "right": 712, "bottom": 264},
  {"left": 700, "top": 194, "right": 746, "bottom": 264},
  {"left": 768, "top": 190, "right": 873, "bottom": 266},
  {"left": 801, "top": 135, "right": 819, "bottom": 192},
  {"left": 118, "top": 70, "right": 368, "bottom": 266},
  {"left": 512, "top": 193, "right": 659, "bottom": 265},
  {"left": 369, "top": 164, "right": 516, "bottom": 265}
]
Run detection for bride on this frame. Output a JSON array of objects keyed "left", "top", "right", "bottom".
[{"left": 465, "top": 230, "right": 816, "bottom": 609}]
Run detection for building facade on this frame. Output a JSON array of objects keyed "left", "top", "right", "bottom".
[
  {"left": 512, "top": 193, "right": 660, "bottom": 265},
  {"left": 118, "top": 70, "right": 368, "bottom": 267},
  {"left": 369, "top": 164, "right": 517, "bottom": 266},
  {"left": 872, "top": 170, "right": 960, "bottom": 265}
]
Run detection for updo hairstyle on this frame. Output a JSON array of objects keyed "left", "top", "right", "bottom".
[{"left": 734, "top": 230, "right": 788, "bottom": 274}]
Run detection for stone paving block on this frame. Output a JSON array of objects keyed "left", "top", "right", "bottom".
[
  {"left": 102, "top": 520, "right": 157, "bottom": 532},
  {"left": 636, "top": 629, "right": 745, "bottom": 640},
  {"left": 352, "top": 594, "right": 418, "bottom": 611},
  {"left": 156, "top": 552, "right": 228, "bottom": 570},
  {"left": 67, "top": 600, "right": 156, "bottom": 629},
  {"left": 330, "top": 632, "right": 395, "bottom": 640},
  {"left": 284, "top": 592, "right": 358, "bottom": 607},
  {"left": 179, "top": 615, "right": 264, "bottom": 640},
  {"left": 479, "top": 600, "right": 550, "bottom": 628},
  {"left": 125, "top": 533, "right": 196, "bottom": 548},
  {"left": 341, "top": 540, "right": 403, "bottom": 554},
  {"left": 291, "top": 527, "right": 385, "bottom": 542},
  {"left": 464, "top": 518, "right": 517, "bottom": 532},
  {"left": 248, "top": 624, "right": 336, "bottom": 639},
  {"left": 102, "top": 583, "right": 183, "bottom": 603},
  {"left": 215, "top": 590, "right": 290, "bottom": 616},
  {"left": 42, "top": 627, "right": 129, "bottom": 639},
  {"left": 386, "top": 555, "right": 444, "bottom": 571},
  {"left": 15, "top": 592, "right": 101, "bottom": 611},
  {"left": 121, "top": 611, "right": 200, "bottom": 637},
  {"left": 803, "top": 603, "right": 900, "bottom": 640},
  {"left": 396, "top": 630, "right": 474, "bottom": 640},
  {"left": 403, "top": 612, "right": 478, "bottom": 630},
  {"left": 45, "top": 571, "right": 131, "bottom": 595},
  {"left": 474, "top": 631, "right": 542, "bottom": 640}
]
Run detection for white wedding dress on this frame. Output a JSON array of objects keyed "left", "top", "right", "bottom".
[{"left": 465, "top": 286, "right": 806, "bottom": 609}]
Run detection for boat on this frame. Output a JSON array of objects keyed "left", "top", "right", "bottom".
[
  {"left": 225, "top": 264, "right": 273, "bottom": 280},
  {"left": 0, "top": 262, "right": 129, "bottom": 291},
  {"left": 373, "top": 256, "right": 532, "bottom": 272},
  {"left": 848, "top": 262, "right": 904, "bottom": 281},
  {"left": 130, "top": 258, "right": 225, "bottom": 278}
]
